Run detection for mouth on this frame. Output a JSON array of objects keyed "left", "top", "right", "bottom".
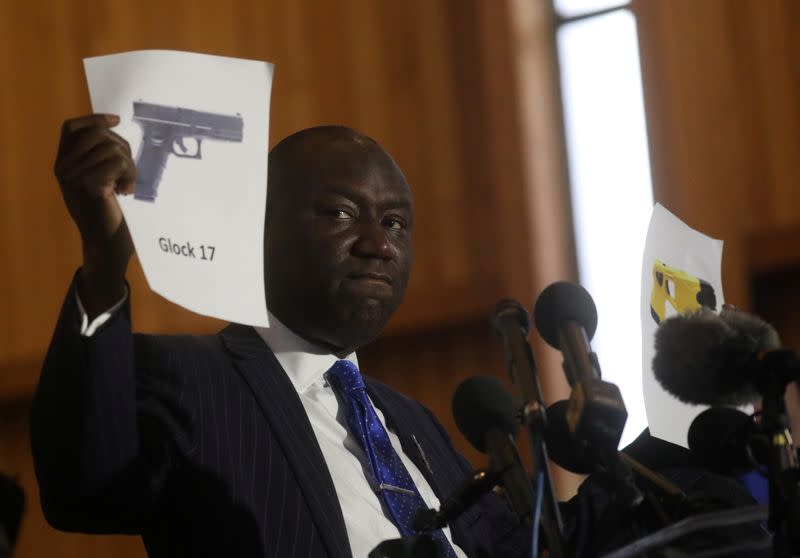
[
  {"left": 346, "top": 272, "right": 393, "bottom": 285},
  {"left": 343, "top": 272, "right": 394, "bottom": 297}
]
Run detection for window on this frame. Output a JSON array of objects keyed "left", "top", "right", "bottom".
[{"left": 554, "top": 0, "right": 653, "bottom": 446}]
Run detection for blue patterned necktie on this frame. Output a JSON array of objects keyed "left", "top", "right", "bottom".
[{"left": 327, "top": 360, "right": 458, "bottom": 558}]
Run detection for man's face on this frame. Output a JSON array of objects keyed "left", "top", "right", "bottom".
[{"left": 266, "top": 136, "right": 413, "bottom": 355}]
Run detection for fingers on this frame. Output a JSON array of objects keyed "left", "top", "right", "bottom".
[
  {"left": 57, "top": 124, "right": 132, "bottom": 169},
  {"left": 80, "top": 157, "right": 136, "bottom": 197},
  {"left": 60, "top": 113, "right": 119, "bottom": 135},
  {"left": 59, "top": 142, "right": 136, "bottom": 196},
  {"left": 56, "top": 127, "right": 131, "bottom": 177},
  {"left": 55, "top": 114, "right": 135, "bottom": 195}
]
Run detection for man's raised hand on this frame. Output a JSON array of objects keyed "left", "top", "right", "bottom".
[{"left": 54, "top": 114, "right": 136, "bottom": 316}]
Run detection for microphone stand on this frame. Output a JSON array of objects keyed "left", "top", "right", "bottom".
[{"left": 494, "top": 305, "right": 566, "bottom": 558}]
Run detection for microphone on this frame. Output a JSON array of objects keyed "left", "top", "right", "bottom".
[
  {"left": 652, "top": 307, "right": 784, "bottom": 406},
  {"left": 533, "top": 281, "right": 599, "bottom": 386},
  {"left": 654, "top": 307, "right": 800, "bottom": 548},
  {"left": 490, "top": 299, "right": 543, "bottom": 415},
  {"left": 547, "top": 399, "right": 692, "bottom": 514},
  {"left": 491, "top": 301, "right": 568, "bottom": 556},
  {"left": 543, "top": 400, "right": 593, "bottom": 474},
  {"left": 533, "top": 282, "right": 627, "bottom": 450},
  {"left": 452, "top": 376, "right": 533, "bottom": 523},
  {"left": 415, "top": 376, "right": 531, "bottom": 531},
  {"left": 452, "top": 374, "right": 518, "bottom": 452},
  {"left": 412, "top": 469, "right": 497, "bottom": 531},
  {"left": 687, "top": 407, "right": 765, "bottom": 475}
]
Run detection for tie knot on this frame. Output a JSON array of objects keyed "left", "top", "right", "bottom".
[{"left": 327, "top": 360, "right": 365, "bottom": 394}]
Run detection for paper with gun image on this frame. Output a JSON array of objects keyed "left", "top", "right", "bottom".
[
  {"left": 84, "top": 50, "right": 272, "bottom": 327},
  {"left": 132, "top": 101, "right": 244, "bottom": 202},
  {"left": 640, "top": 204, "right": 724, "bottom": 448}
]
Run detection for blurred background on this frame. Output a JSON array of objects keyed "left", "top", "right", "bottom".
[{"left": 0, "top": 0, "right": 798, "bottom": 555}]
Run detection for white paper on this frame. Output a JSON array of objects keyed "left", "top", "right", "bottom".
[
  {"left": 641, "top": 204, "right": 724, "bottom": 447},
  {"left": 83, "top": 50, "right": 273, "bottom": 326}
]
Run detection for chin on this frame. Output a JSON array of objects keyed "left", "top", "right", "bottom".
[{"left": 334, "top": 298, "right": 394, "bottom": 349}]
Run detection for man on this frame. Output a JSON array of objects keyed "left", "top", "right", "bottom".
[{"left": 31, "top": 115, "right": 526, "bottom": 557}]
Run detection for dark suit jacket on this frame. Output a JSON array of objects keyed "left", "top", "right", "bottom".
[{"left": 31, "top": 281, "right": 525, "bottom": 558}]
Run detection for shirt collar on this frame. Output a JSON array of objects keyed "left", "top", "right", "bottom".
[{"left": 254, "top": 312, "right": 359, "bottom": 393}]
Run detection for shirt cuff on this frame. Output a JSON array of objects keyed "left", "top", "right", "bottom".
[{"left": 75, "top": 285, "right": 129, "bottom": 337}]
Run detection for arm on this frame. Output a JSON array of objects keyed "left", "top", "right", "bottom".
[
  {"left": 31, "top": 278, "right": 140, "bottom": 532},
  {"left": 31, "top": 279, "right": 197, "bottom": 533},
  {"left": 30, "top": 115, "right": 189, "bottom": 533}
]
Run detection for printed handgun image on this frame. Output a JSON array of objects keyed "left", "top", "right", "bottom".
[
  {"left": 650, "top": 259, "right": 717, "bottom": 325},
  {"left": 132, "top": 101, "right": 244, "bottom": 202}
]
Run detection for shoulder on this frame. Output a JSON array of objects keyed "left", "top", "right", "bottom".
[
  {"left": 133, "top": 330, "right": 225, "bottom": 361},
  {"left": 132, "top": 331, "right": 229, "bottom": 378}
]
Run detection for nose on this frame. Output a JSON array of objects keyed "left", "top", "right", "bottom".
[{"left": 351, "top": 222, "right": 394, "bottom": 260}]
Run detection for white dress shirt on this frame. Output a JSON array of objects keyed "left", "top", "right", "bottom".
[{"left": 78, "top": 292, "right": 466, "bottom": 558}]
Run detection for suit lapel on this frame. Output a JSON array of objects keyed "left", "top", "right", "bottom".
[{"left": 219, "top": 324, "right": 352, "bottom": 558}]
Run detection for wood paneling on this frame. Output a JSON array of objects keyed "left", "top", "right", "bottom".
[{"left": 636, "top": 0, "right": 800, "bottom": 309}]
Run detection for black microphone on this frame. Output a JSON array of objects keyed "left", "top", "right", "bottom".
[
  {"left": 412, "top": 469, "right": 498, "bottom": 531},
  {"left": 415, "top": 376, "right": 530, "bottom": 531},
  {"left": 547, "top": 399, "right": 693, "bottom": 514},
  {"left": 452, "top": 376, "right": 533, "bottom": 523},
  {"left": 452, "top": 374, "right": 518, "bottom": 452},
  {"left": 533, "top": 282, "right": 627, "bottom": 450},
  {"left": 543, "top": 399, "right": 593, "bottom": 474},
  {"left": 653, "top": 308, "right": 800, "bottom": 552},
  {"left": 652, "top": 306, "right": 785, "bottom": 406},
  {"left": 490, "top": 299, "right": 542, "bottom": 414},
  {"left": 533, "top": 281, "right": 599, "bottom": 386},
  {"left": 687, "top": 407, "right": 765, "bottom": 475}
]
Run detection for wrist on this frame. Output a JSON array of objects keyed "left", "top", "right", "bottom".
[{"left": 76, "top": 269, "right": 127, "bottom": 321}]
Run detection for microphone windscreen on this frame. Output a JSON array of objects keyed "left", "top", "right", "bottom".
[
  {"left": 543, "top": 400, "right": 594, "bottom": 474},
  {"left": 687, "top": 407, "right": 760, "bottom": 474},
  {"left": 452, "top": 376, "right": 517, "bottom": 453},
  {"left": 491, "top": 299, "right": 531, "bottom": 338},
  {"left": 652, "top": 307, "right": 780, "bottom": 406},
  {"left": 533, "top": 282, "right": 598, "bottom": 348}
]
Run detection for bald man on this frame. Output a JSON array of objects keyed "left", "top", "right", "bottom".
[{"left": 31, "top": 116, "right": 527, "bottom": 558}]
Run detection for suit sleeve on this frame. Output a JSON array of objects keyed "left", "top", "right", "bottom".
[{"left": 30, "top": 275, "right": 196, "bottom": 534}]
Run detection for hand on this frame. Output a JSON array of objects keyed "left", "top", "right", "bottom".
[{"left": 54, "top": 114, "right": 136, "bottom": 316}]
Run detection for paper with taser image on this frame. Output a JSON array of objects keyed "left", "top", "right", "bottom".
[
  {"left": 84, "top": 50, "right": 273, "bottom": 326},
  {"left": 641, "top": 204, "right": 724, "bottom": 448}
]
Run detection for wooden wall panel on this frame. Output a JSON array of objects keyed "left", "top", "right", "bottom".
[
  {"left": 636, "top": 0, "right": 753, "bottom": 309},
  {"left": 636, "top": 0, "right": 800, "bottom": 309},
  {"left": 729, "top": 1, "right": 800, "bottom": 231}
]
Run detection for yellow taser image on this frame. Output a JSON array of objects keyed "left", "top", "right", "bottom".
[{"left": 650, "top": 260, "right": 717, "bottom": 324}]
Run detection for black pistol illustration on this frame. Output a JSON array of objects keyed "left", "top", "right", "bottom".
[{"left": 132, "top": 101, "right": 244, "bottom": 202}]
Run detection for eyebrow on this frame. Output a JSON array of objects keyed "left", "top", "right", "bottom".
[{"left": 316, "top": 184, "right": 412, "bottom": 211}]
